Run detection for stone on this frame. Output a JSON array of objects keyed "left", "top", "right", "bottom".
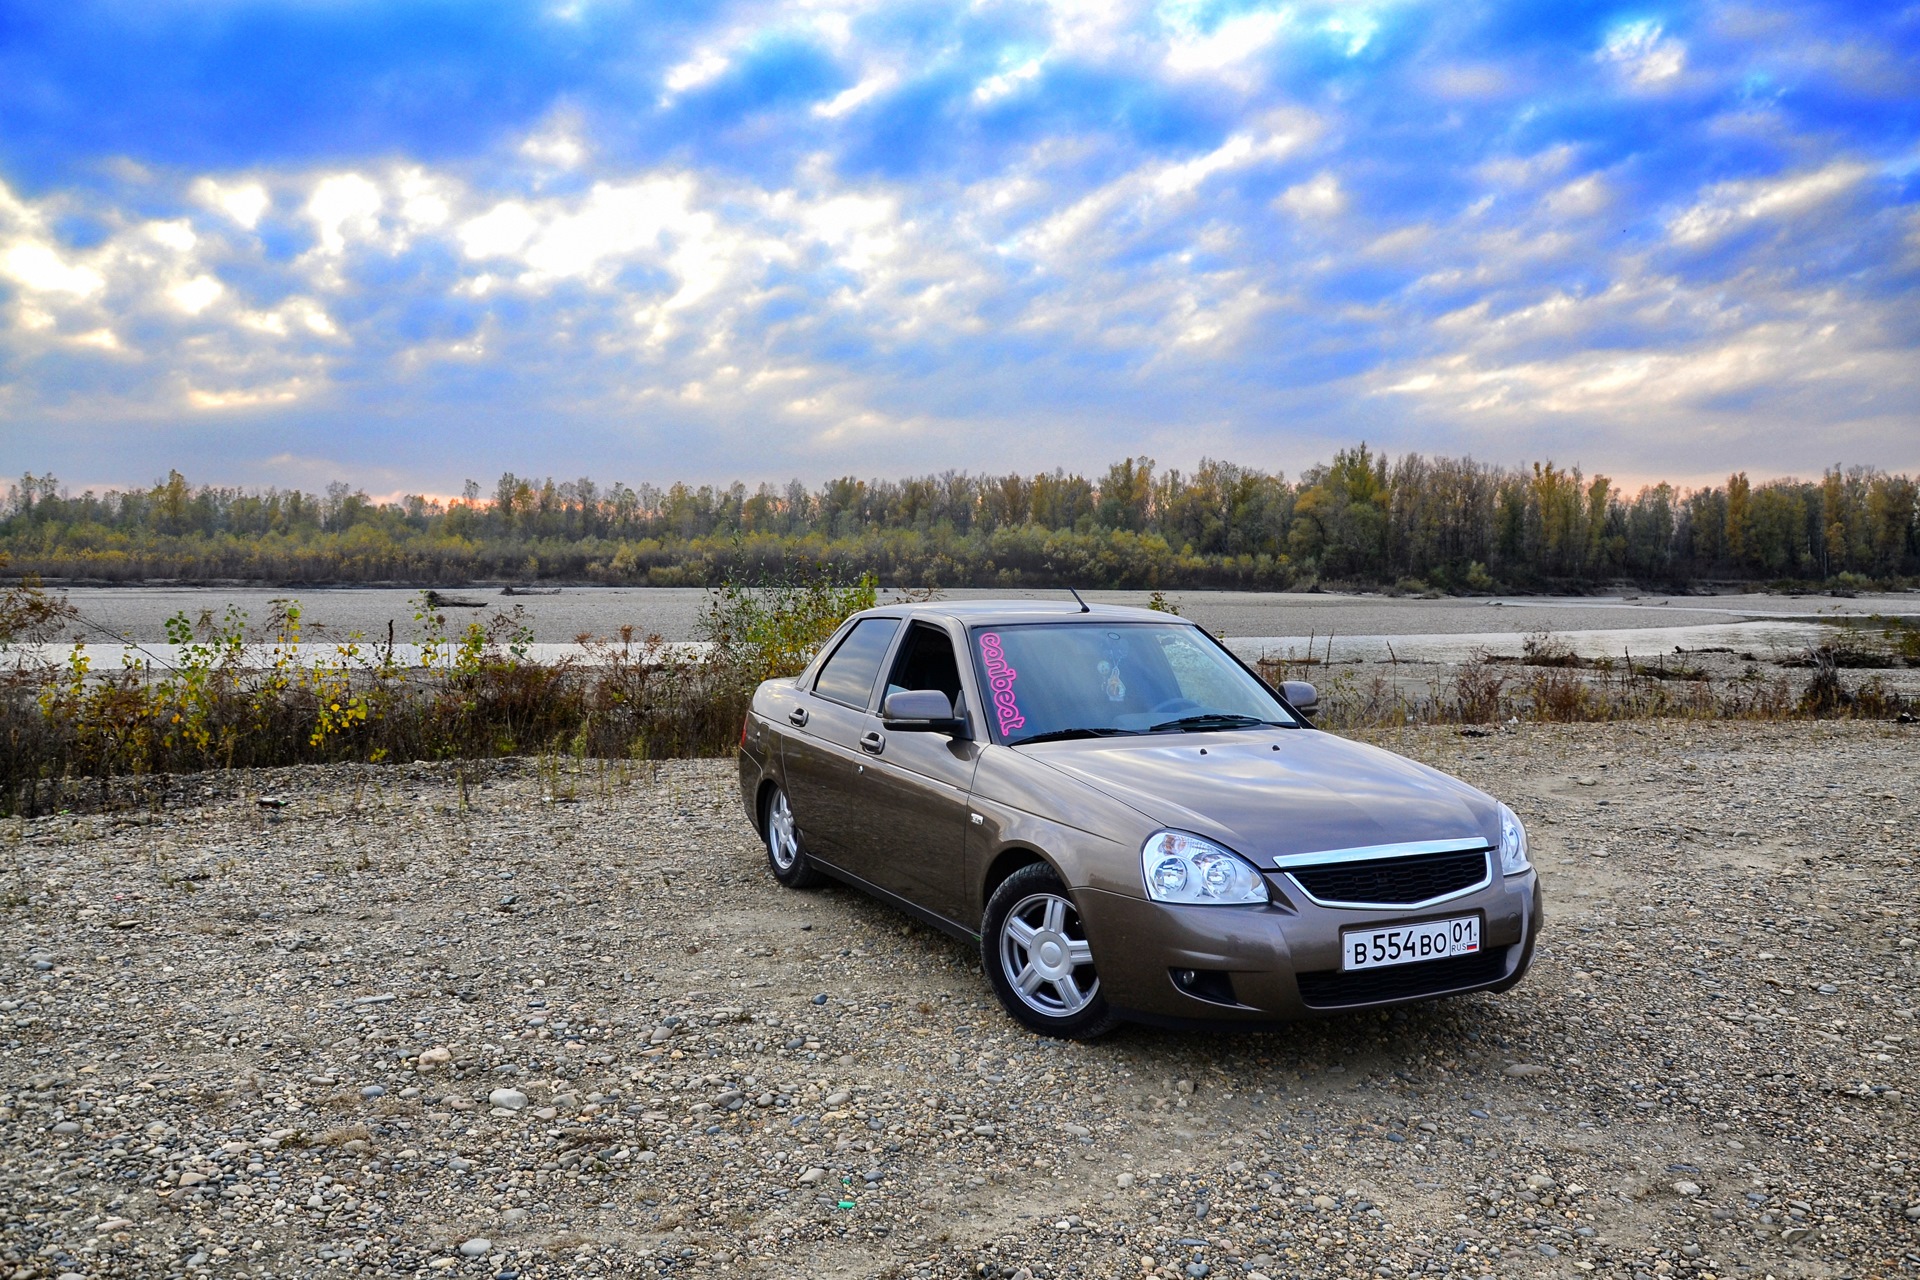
[
  {"left": 825, "top": 1090, "right": 852, "bottom": 1106},
  {"left": 799, "top": 1167, "right": 826, "bottom": 1184},
  {"left": 448, "top": 1157, "right": 473, "bottom": 1172},
  {"left": 458, "top": 1237, "right": 493, "bottom": 1257},
  {"left": 1673, "top": 1181, "right": 1702, "bottom": 1197},
  {"left": 1504, "top": 1063, "right": 1549, "bottom": 1077},
  {"left": 360, "top": 1085, "right": 385, "bottom": 1099},
  {"left": 1525, "top": 1174, "right": 1556, "bottom": 1191},
  {"left": 1904, "top": 1203, "right": 1920, "bottom": 1221},
  {"left": 502, "top": 1208, "right": 528, "bottom": 1226},
  {"left": 812, "top": 993, "right": 829, "bottom": 1005},
  {"left": 177, "top": 1171, "right": 208, "bottom": 1186},
  {"left": 98, "top": 1217, "right": 133, "bottom": 1232},
  {"left": 1116, "top": 1172, "right": 1136, "bottom": 1188},
  {"left": 416, "top": 1046, "right": 452, "bottom": 1071},
  {"left": 488, "top": 1088, "right": 529, "bottom": 1111},
  {"left": 51, "top": 1120, "right": 81, "bottom": 1134}
]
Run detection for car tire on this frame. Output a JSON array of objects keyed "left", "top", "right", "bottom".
[
  {"left": 981, "top": 863, "right": 1118, "bottom": 1040},
  {"left": 763, "top": 785, "right": 823, "bottom": 889}
]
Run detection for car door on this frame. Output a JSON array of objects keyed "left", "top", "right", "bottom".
[
  {"left": 847, "top": 621, "right": 980, "bottom": 923},
  {"left": 780, "top": 616, "right": 901, "bottom": 864}
]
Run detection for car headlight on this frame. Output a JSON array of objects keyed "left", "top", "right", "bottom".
[
  {"left": 1141, "top": 831, "right": 1269, "bottom": 905},
  {"left": 1497, "top": 803, "right": 1530, "bottom": 875}
]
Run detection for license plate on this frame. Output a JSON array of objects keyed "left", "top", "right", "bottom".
[{"left": 1342, "top": 914, "right": 1480, "bottom": 971}]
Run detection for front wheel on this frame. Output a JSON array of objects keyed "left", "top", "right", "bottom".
[
  {"left": 981, "top": 864, "right": 1117, "bottom": 1039},
  {"left": 763, "top": 785, "right": 823, "bottom": 889}
]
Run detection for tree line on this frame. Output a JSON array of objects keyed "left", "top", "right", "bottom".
[{"left": 3, "top": 448, "right": 1916, "bottom": 590}]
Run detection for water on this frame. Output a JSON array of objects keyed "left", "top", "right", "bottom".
[{"left": 20, "top": 584, "right": 1911, "bottom": 669}]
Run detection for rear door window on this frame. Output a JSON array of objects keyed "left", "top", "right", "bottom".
[{"left": 812, "top": 618, "right": 902, "bottom": 708}]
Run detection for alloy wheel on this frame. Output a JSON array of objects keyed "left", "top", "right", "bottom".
[
  {"left": 998, "top": 891, "right": 1100, "bottom": 1017},
  {"left": 766, "top": 790, "right": 799, "bottom": 871}
]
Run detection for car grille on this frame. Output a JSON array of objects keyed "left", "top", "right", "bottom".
[
  {"left": 1295, "top": 946, "right": 1509, "bottom": 1009},
  {"left": 1288, "top": 848, "right": 1488, "bottom": 906}
]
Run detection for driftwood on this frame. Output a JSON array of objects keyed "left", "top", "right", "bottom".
[{"left": 422, "top": 590, "right": 487, "bottom": 609}]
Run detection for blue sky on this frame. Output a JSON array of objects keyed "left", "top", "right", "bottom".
[{"left": 2, "top": 0, "right": 1916, "bottom": 496}]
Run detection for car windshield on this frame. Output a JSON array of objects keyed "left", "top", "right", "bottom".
[{"left": 968, "top": 621, "right": 1296, "bottom": 745}]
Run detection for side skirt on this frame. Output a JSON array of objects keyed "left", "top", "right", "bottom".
[{"left": 807, "top": 859, "right": 980, "bottom": 945}]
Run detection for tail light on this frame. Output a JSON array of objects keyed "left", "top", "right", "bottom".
[{"left": 740, "top": 714, "right": 751, "bottom": 748}]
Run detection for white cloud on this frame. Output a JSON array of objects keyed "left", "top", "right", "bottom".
[
  {"left": 396, "top": 169, "right": 453, "bottom": 231},
  {"left": 147, "top": 220, "right": 198, "bottom": 252},
  {"left": 1277, "top": 173, "right": 1346, "bottom": 218},
  {"left": 2, "top": 242, "right": 104, "bottom": 297},
  {"left": 306, "top": 174, "right": 383, "bottom": 254},
  {"left": 815, "top": 69, "right": 898, "bottom": 118},
  {"left": 168, "top": 275, "right": 225, "bottom": 315},
  {"left": 459, "top": 201, "right": 540, "bottom": 260},
  {"left": 520, "top": 123, "right": 587, "bottom": 169},
  {"left": 1164, "top": 7, "right": 1288, "bottom": 77},
  {"left": 192, "top": 178, "right": 271, "bottom": 230},
  {"left": 662, "top": 48, "right": 730, "bottom": 98},
  {"left": 1599, "top": 21, "right": 1686, "bottom": 89},
  {"left": 1545, "top": 174, "right": 1610, "bottom": 218},
  {"left": 1668, "top": 161, "right": 1871, "bottom": 245},
  {"left": 187, "top": 381, "right": 308, "bottom": 410},
  {"left": 974, "top": 58, "right": 1044, "bottom": 105}
]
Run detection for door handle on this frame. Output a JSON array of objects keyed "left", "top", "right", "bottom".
[
  {"left": 859, "top": 731, "right": 885, "bottom": 755},
  {"left": 788, "top": 707, "right": 809, "bottom": 727}
]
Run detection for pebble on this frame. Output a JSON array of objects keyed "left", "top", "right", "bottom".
[
  {"left": 458, "top": 1238, "right": 493, "bottom": 1258},
  {"left": 487, "top": 1088, "right": 529, "bottom": 1111},
  {"left": 1504, "top": 1063, "right": 1549, "bottom": 1077},
  {"left": 360, "top": 1085, "right": 386, "bottom": 1099},
  {"left": 2, "top": 734, "right": 1910, "bottom": 1280},
  {"left": 1673, "top": 1181, "right": 1703, "bottom": 1197}
]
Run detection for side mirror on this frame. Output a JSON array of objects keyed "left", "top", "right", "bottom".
[
  {"left": 1281, "top": 680, "right": 1319, "bottom": 719},
  {"left": 882, "top": 689, "right": 966, "bottom": 734}
]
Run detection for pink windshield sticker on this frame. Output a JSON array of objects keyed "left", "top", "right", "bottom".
[{"left": 977, "top": 632, "right": 1026, "bottom": 738}]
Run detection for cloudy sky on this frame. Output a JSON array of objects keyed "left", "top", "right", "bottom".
[{"left": 2, "top": 1, "right": 1916, "bottom": 496}]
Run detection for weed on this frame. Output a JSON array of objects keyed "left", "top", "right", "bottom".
[{"left": 0, "top": 569, "right": 875, "bottom": 813}]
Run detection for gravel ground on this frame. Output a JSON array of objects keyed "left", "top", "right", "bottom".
[{"left": 2, "top": 722, "right": 1916, "bottom": 1280}]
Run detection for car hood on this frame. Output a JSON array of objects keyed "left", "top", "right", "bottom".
[{"left": 1020, "top": 729, "right": 1496, "bottom": 866}]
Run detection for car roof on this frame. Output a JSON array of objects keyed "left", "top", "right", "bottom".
[{"left": 848, "top": 598, "right": 1185, "bottom": 627}]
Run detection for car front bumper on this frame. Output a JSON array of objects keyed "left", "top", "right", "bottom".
[{"left": 1077, "top": 870, "right": 1542, "bottom": 1025}]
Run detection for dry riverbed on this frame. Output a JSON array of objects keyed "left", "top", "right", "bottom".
[{"left": 2, "top": 723, "right": 1916, "bottom": 1280}]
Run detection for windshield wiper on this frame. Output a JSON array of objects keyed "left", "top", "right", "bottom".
[
  {"left": 1146, "top": 713, "right": 1283, "bottom": 733},
  {"left": 1008, "top": 727, "right": 1141, "bottom": 746}
]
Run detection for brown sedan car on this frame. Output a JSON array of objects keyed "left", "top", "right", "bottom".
[{"left": 737, "top": 600, "right": 1543, "bottom": 1038}]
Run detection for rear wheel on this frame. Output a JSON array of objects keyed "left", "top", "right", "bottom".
[
  {"left": 981, "top": 863, "right": 1118, "bottom": 1039},
  {"left": 763, "top": 786, "right": 823, "bottom": 889}
]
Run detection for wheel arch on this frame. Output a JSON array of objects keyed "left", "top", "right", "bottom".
[
  {"left": 754, "top": 776, "right": 782, "bottom": 832},
  {"left": 979, "top": 844, "right": 1061, "bottom": 916}
]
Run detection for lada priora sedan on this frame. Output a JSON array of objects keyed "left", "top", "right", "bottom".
[{"left": 737, "top": 600, "right": 1542, "bottom": 1038}]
